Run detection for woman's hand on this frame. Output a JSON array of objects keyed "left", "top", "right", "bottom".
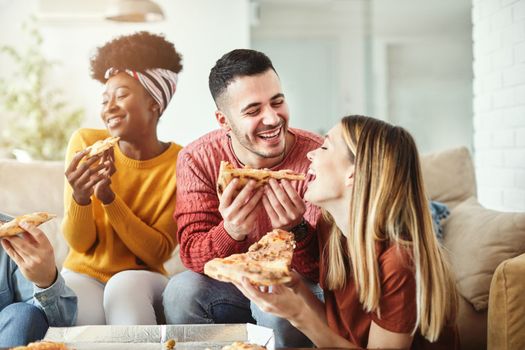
[
  {"left": 235, "top": 271, "right": 358, "bottom": 348},
  {"left": 232, "top": 271, "right": 307, "bottom": 323},
  {"left": 65, "top": 150, "right": 110, "bottom": 205},
  {"left": 94, "top": 148, "right": 117, "bottom": 205}
]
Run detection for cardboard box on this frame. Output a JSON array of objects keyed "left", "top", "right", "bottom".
[{"left": 44, "top": 324, "right": 274, "bottom": 350}]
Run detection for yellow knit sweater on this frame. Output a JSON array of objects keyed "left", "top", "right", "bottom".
[{"left": 62, "top": 128, "right": 181, "bottom": 283}]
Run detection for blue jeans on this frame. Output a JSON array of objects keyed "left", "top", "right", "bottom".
[
  {"left": 163, "top": 270, "right": 324, "bottom": 348},
  {"left": 0, "top": 302, "right": 49, "bottom": 346}
]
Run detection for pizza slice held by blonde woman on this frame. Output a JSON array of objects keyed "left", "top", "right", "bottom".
[{"left": 204, "top": 229, "right": 296, "bottom": 286}]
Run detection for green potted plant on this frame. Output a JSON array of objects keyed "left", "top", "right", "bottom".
[{"left": 0, "top": 19, "right": 84, "bottom": 161}]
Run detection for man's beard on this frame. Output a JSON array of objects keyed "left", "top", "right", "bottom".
[{"left": 229, "top": 122, "right": 287, "bottom": 159}]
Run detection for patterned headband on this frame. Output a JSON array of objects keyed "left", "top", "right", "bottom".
[{"left": 104, "top": 67, "right": 178, "bottom": 115}]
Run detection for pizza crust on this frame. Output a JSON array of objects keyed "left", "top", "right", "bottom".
[
  {"left": 164, "top": 339, "right": 176, "bottom": 350},
  {"left": 0, "top": 212, "right": 56, "bottom": 238},
  {"left": 221, "top": 341, "right": 267, "bottom": 350},
  {"left": 204, "top": 229, "right": 296, "bottom": 286},
  {"left": 9, "top": 341, "right": 69, "bottom": 350},
  {"left": 216, "top": 161, "right": 305, "bottom": 196},
  {"left": 85, "top": 136, "right": 120, "bottom": 158}
]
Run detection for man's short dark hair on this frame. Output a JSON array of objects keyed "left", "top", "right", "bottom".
[{"left": 209, "top": 49, "right": 276, "bottom": 106}]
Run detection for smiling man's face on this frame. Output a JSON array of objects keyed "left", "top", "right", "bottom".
[{"left": 216, "top": 69, "right": 290, "bottom": 168}]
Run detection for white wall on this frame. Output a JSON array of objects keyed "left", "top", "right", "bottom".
[
  {"left": 251, "top": 1, "right": 368, "bottom": 134},
  {"left": 252, "top": 0, "right": 473, "bottom": 154},
  {"left": 385, "top": 39, "right": 473, "bottom": 153},
  {"left": 371, "top": 0, "right": 473, "bottom": 154},
  {"left": 0, "top": 0, "right": 250, "bottom": 147},
  {"left": 254, "top": 38, "right": 338, "bottom": 135},
  {"left": 472, "top": 0, "right": 525, "bottom": 211}
]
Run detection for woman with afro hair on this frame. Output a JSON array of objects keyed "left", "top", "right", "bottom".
[{"left": 61, "top": 31, "right": 183, "bottom": 325}]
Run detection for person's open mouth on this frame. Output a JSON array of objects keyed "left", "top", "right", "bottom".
[
  {"left": 106, "top": 115, "right": 125, "bottom": 128},
  {"left": 257, "top": 126, "right": 282, "bottom": 143}
]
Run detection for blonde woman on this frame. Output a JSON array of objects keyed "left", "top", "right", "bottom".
[{"left": 234, "top": 115, "right": 459, "bottom": 349}]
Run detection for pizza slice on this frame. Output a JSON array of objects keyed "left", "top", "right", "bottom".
[
  {"left": 0, "top": 212, "right": 56, "bottom": 238},
  {"left": 204, "top": 229, "right": 296, "bottom": 286},
  {"left": 217, "top": 160, "right": 305, "bottom": 196},
  {"left": 221, "top": 341, "right": 267, "bottom": 350},
  {"left": 85, "top": 136, "right": 120, "bottom": 158},
  {"left": 164, "top": 339, "right": 176, "bottom": 350},
  {"left": 9, "top": 341, "right": 69, "bottom": 350}
]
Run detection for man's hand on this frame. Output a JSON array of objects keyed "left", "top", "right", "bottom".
[
  {"left": 65, "top": 149, "right": 112, "bottom": 205},
  {"left": 262, "top": 179, "right": 306, "bottom": 231},
  {"left": 219, "top": 179, "right": 265, "bottom": 241},
  {"left": 1, "top": 222, "right": 57, "bottom": 289}
]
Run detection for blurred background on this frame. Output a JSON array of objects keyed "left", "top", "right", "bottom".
[{"left": 0, "top": 0, "right": 523, "bottom": 212}]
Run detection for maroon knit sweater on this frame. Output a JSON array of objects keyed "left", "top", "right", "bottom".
[{"left": 174, "top": 128, "right": 322, "bottom": 281}]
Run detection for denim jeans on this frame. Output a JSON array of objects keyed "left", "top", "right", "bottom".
[
  {"left": 0, "top": 302, "right": 49, "bottom": 346},
  {"left": 163, "top": 270, "right": 324, "bottom": 348},
  {"left": 0, "top": 248, "right": 77, "bottom": 328}
]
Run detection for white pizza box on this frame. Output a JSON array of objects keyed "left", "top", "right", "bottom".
[{"left": 44, "top": 323, "right": 275, "bottom": 350}]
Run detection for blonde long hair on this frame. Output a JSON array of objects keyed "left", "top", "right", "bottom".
[{"left": 324, "top": 115, "right": 457, "bottom": 342}]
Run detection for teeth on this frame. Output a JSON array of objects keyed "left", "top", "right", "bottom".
[
  {"left": 107, "top": 117, "right": 121, "bottom": 127},
  {"left": 259, "top": 128, "right": 280, "bottom": 138},
  {"left": 307, "top": 169, "right": 315, "bottom": 175}
]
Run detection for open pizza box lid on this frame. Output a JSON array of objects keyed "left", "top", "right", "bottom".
[{"left": 44, "top": 324, "right": 275, "bottom": 350}]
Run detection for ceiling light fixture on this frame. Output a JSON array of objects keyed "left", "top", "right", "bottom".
[{"left": 105, "top": 0, "right": 165, "bottom": 23}]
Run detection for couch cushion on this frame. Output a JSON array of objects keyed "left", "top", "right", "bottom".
[
  {"left": 457, "top": 295, "right": 487, "bottom": 350},
  {"left": 0, "top": 159, "right": 68, "bottom": 267},
  {"left": 0, "top": 159, "right": 187, "bottom": 275},
  {"left": 0, "top": 159, "right": 65, "bottom": 215},
  {"left": 443, "top": 197, "right": 525, "bottom": 311},
  {"left": 488, "top": 252, "right": 525, "bottom": 350},
  {"left": 420, "top": 147, "right": 477, "bottom": 209}
]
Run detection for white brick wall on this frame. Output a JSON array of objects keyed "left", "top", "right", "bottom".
[{"left": 473, "top": 0, "right": 525, "bottom": 211}]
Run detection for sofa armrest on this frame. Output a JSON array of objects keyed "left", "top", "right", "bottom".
[{"left": 488, "top": 252, "right": 525, "bottom": 350}]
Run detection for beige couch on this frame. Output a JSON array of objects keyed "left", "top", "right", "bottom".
[
  {"left": 0, "top": 158, "right": 185, "bottom": 276},
  {"left": 1, "top": 147, "right": 524, "bottom": 350}
]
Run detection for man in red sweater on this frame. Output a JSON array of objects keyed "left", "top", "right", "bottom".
[{"left": 163, "top": 49, "right": 323, "bottom": 347}]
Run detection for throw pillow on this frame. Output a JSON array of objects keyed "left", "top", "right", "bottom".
[
  {"left": 420, "top": 147, "right": 477, "bottom": 209},
  {"left": 430, "top": 200, "right": 450, "bottom": 242},
  {"left": 443, "top": 197, "right": 525, "bottom": 311}
]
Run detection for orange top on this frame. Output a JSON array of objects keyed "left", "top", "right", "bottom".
[{"left": 319, "top": 229, "right": 459, "bottom": 349}]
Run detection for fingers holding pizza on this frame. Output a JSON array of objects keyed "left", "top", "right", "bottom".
[
  {"left": 262, "top": 178, "right": 306, "bottom": 231},
  {"left": 93, "top": 147, "right": 117, "bottom": 204},
  {"left": 0, "top": 213, "right": 58, "bottom": 288},
  {"left": 65, "top": 137, "right": 118, "bottom": 205},
  {"left": 84, "top": 136, "right": 120, "bottom": 159},
  {"left": 233, "top": 272, "right": 306, "bottom": 322},
  {"left": 0, "top": 212, "right": 56, "bottom": 238},
  {"left": 216, "top": 161, "right": 306, "bottom": 240},
  {"left": 219, "top": 178, "right": 265, "bottom": 241}
]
